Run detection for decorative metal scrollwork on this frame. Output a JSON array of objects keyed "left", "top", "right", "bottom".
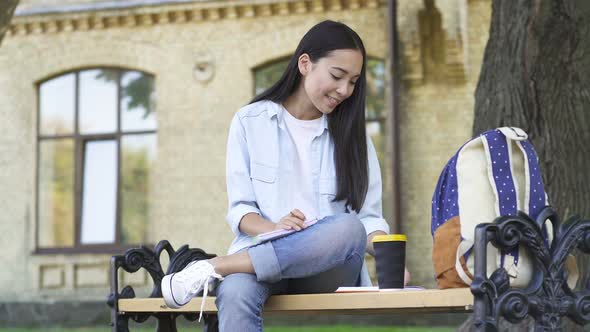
[
  {"left": 472, "top": 207, "right": 590, "bottom": 331},
  {"left": 107, "top": 241, "right": 216, "bottom": 332}
]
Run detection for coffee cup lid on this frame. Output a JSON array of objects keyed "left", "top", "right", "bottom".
[{"left": 372, "top": 234, "right": 406, "bottom": 242}]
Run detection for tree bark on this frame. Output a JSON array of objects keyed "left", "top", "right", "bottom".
[
  {"left": 470, "top": 0, "right": 590, "bottom": 330},
  {"left": 474, "top": 0, "right": 590, "bottom": 220},
  {"left": 0, "top": 0, "right": 19, "bottom": 46}
]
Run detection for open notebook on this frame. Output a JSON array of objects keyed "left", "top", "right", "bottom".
[{"left": 251, "top": 218, "right": 319, "bottom": 246}]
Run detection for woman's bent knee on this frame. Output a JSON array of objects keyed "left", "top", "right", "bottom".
[
  {"left": 331, "top": 213, "right": 366, "bottom": 240},
  {"left": 319, "top": 213, "right": 366, "bottom": 256}
]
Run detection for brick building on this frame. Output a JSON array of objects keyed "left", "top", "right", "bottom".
[{"left": 0, "top": 0, "right": 491, "bottom": 324}]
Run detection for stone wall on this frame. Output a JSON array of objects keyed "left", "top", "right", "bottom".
[{"left": 397, "top": 0, "right": 491, "bottom": 286}]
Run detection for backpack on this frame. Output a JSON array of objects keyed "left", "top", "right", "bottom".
[{"left": 431, "top": 127, "right": 551, "bottom": 288}]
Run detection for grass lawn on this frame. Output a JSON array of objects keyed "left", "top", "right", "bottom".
[{"left": 0, "top": 327, "right": 454, "bottom": 332}]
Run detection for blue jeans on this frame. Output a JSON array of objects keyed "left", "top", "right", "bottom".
[{"left": 215, "top": 213, "right": 366, "bottom": 332}]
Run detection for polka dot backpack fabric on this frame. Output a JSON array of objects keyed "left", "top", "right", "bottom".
[{"left": 431, "top": 127, "right": 550, "bottom": 289}]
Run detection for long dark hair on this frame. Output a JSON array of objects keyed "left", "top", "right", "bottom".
[{"left": 251, "top": 20, "right": 369, "bottom": 212}]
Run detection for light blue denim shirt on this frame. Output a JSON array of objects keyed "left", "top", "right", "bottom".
[{"left": 225, "top": 100, "right": 390, "bottom": 284}]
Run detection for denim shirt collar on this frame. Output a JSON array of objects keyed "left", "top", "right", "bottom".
[{"left": 268, "top": 101, "right": 329, "bottom": 137}]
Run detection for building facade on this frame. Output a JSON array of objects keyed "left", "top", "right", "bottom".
[{"left": 0, "top": 0, "right": 490, "bottom": 324}]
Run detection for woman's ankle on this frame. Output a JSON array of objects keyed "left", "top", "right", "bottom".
[
  {"left": 208, "top": 252, "right": 254, "bottom": 276},
  {"left": 207, "top": 257, "right": 221, "bottom": 273}
]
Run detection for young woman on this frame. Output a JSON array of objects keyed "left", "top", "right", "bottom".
[{"left": 161, "top": 20, "right": 408, "bottom": 330}]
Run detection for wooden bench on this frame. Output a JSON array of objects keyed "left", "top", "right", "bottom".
[
  {"left": 118, "top": 288, "right": 473, "bottom": 315},
  {"left": 107, "top": 208, "right": 590, "bottom": 331}
]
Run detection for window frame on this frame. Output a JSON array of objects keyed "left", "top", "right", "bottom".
[
  {"left": 251, "top": 56, "right": 292, "bottom": 97},
  {"left": 34, "top": 67, "right": 156, "bottom": 254}
]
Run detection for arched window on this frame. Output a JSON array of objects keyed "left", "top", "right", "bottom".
[{"left": 37, "top": 68, "right": 156, "bottom": 252}]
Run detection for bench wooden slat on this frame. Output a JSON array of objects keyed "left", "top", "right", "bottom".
[{"left": 118, "top": 288, "right": 473, "bottom": 314}]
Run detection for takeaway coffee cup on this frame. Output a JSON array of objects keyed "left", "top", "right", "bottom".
[{"left": 373, "top": 234, "right": 406, "bottom": 289}]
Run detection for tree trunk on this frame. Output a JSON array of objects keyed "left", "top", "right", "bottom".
[
  {"left": 0, "top": 0, "right": 19, "bottom": 46},
  {"left": 470, "top": 0, "right": 590, "bottom": 330}
]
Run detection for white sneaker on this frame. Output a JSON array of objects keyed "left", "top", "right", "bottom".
[{"left": 161, "top": 260, "right": 224, "bottom": 321}]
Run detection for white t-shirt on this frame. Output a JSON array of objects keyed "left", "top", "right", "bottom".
[{"left": 282, "top": 108, "right": 322, "bottom": 220}]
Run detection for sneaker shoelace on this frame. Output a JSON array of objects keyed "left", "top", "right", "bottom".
[{"left": 176, "top": 261, "right": 223, "bottom": 322}]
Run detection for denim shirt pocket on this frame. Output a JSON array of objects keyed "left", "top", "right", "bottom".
[
  {"left": 319, "top": 177, "right": 337, "bottom": 196},
  {"left": 250, "top": 162, "right": 278, "bottom": 209}
]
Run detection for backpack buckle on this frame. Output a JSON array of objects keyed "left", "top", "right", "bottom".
[{"left": 498, "top": 127, "right": 528, "bottom": 141}]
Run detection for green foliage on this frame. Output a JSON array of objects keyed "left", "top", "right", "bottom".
[
  {"left": 123, "top": 75, "right": 154, "bottom": 118},
  {"left": 95, "top": 69, "right": 155, "bottom": 118}
]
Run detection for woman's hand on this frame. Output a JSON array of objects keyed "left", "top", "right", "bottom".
[
  {"left": 275, "top": 209, "right": 307, "bottom": 231},
  {"left": 404, "top": 268, "right": 411, "bottom": 286},
  {"left": 365, "top": 230, "right": 387, "bottom": 256}
]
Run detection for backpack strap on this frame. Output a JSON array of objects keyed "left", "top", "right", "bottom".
[
  {"left": 482, "top": 129, "right": 519, "bottom": 216},
  {"left": 455, "top": 239, "right": 474, "bottom": 285},
  {"left": 431, "top": 151, "right": 462, "bottom": 235},
  {"left": 516, "top": 139, "right": 550, "bottom": 246},
  {"left": 516, "top": 140, "right": 547, "bottom": 218},
  {"left": 481, "top": 129, "right": 521, "bottom": 272}
]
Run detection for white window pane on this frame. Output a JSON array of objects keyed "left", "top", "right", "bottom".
[
  {"left": 80, "top": 140, "right": 118, "bottom": 244},
  {"left": 121, "top": 71, "right": 156, "bottom": 132},
  {"left": 79, "top": 69, "right": 118, "bottom": 134},
  {"left": 40, "top": 74, "right": 75, "bottom": 135},
  {"left": 120, "top": 134, "right": 157, "bottom": 244},
  {"left": 38, "top": 139, "right": 75, "bottom": 247}
]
